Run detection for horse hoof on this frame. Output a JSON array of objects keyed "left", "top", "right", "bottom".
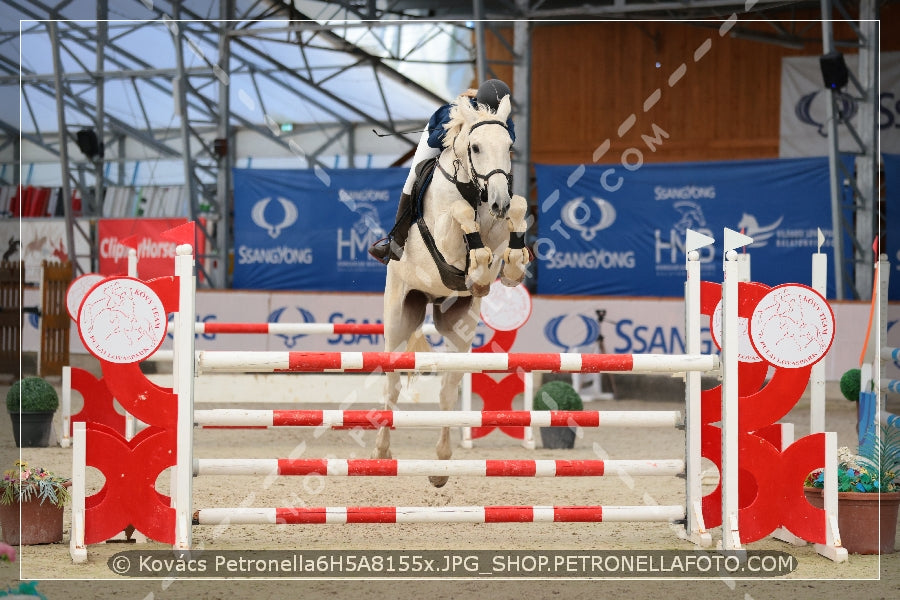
[
  {"left": 372, "top": 450, "right": 392, "bottom": 459},
  {"left": 500, "top": 275, "right": 523, "bottom": 287},
  {"left": 470, "top": 283, "right": 490, "bottom": 297},
  {"left": 429, "top": 475, "right": 449, "bottom": 488}
]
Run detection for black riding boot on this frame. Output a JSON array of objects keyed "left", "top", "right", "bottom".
[{"left": 369, "top": 192, "right": 413, "bottom": 264}]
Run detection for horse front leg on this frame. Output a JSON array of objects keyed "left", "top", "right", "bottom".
[
  {"left": 373, "top": 372, "right": 400, "bottom": 460},
  {"left": 449, "top": 200, "right": 493, "bottom": 297},
  {"left": 501, "top": 194, "right": 532, "bottom": 287},
  {"left": 430, "top": 371, "right": 464, "bottom": 488}
]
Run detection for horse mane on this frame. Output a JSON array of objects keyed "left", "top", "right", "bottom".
[{"left": 442, "top": 97, "right": 497, "bottom": 151}]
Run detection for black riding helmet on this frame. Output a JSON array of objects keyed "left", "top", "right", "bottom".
[{"left": 475, "top": 79, "right": 511, "bottom": 110}]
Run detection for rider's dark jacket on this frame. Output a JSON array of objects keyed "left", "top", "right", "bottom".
[{"left": 426, "top": 100, "right": 516, "bottom": 150}]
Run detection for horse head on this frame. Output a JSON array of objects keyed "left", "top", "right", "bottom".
[{"left": 448, "top": 94, "right": 513, "bottom": 219}]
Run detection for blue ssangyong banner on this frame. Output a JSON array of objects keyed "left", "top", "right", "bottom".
[
  {"left": 534, "top": 157, "right": 848, "bottom": 298},
  {"left": 232, "top": 167, "right": 407, "bottom": 291}
]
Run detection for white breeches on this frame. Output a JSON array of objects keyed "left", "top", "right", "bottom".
[{"left": 403, "top": 130, "right": 441, "bottom": 194}]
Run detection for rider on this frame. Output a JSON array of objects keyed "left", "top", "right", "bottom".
[{"left": 368, "top": 79, "right": 516, "bottom": 264}]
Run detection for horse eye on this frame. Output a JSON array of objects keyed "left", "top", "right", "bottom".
[{"left": 472, "top": 144, "right": 480, "bottom": 153}]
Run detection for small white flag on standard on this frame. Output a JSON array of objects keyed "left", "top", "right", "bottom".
[
  {"left": 685, "top": 229, "right": 715, "bottom": 254},
  {"left": 723, "top": 228, "right": 754, "bottom": 253}
]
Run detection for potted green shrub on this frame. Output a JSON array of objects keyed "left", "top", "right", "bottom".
[
  {"left": 804, "top": 425, "right": 900, "bottom": 554},
  {"left": 533, "top": 380, "right": 583, "bottom": 449},
  {"left": 0, "top": 460, "right": 71, "bottom": 545},
  {"left": 6, "top": 377, "right": 59, "bottom": 447}
]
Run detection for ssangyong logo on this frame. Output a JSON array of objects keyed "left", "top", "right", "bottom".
[
  {"left": 251, "top": 197, "right": 298, "bottom": 239},
  {"left": 654, "top": 186, "right": 716, "bottom": 201},
  {"left": 795, "top": 90, "right": 858, "bottom": 137},
  {"left": 269, "top": 306, "right": 316, "bottom": 348},
  {"left": 560, "top": 197, "right": 617, "bottom": 241},
  {"left": 543, "top": 314, "right": 601, "bottom": 351}
]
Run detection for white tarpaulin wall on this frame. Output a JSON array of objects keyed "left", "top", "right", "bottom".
[{"left": 780, "top": 52, "right": 900, "bottom": 157}]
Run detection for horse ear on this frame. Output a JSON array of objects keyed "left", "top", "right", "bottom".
[
  {"left": 494, "top": 95, "right": 511, "bottom": 121},
  {"left": 456, "top": 95, "right": 479, "bottom": 124}
]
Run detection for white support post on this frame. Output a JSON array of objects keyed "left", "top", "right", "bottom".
[
  {"left": 720, "top": 228, "right": 750, "bottom": 552},
  {"left": 125, "top": 414, "right": 136, "bottom": 441},
  {"left": 770, "top": 424, "right": 807, "bottom": 546},
  {"left": 737, "top": 252, "right": 751, "bottom": 282},
  {"left": 173, "top": 245, "right": 196, "bottom": 551},
  {"left": 460, "top": 372, "right": 473, "bottom": 449},
  {"left": 810, "top": 231, "right": 828, "bottom": 433},
  {"left": 684, "top": 229, "right": 714, "bottom": 548},
  {"left": 522, "top": 372, "right": 535, "bottom": 450},
  {"left": 69, "top": 422, "right": 87, "bottom": 563},
  {"left": 60, "top": 366, "right": 71, "bottom": 448},
  {"left": 815, "top": 431, "right": 849, "bottom": 562},
  {"left": 127, "top": 248, "right": 137, "bottom": 278},
  {"left": 124, "top": 247, "right": 139, "bottom": 442},
  {"left": 876, "top": 255, "right": 889, "bottom": 429}
]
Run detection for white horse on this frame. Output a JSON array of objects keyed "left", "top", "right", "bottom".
[{"left": 374, "top": 94, "right": 532, "bottom": 487}]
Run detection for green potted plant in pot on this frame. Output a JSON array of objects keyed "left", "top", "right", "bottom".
[
  {"left": 0, "top": 460, "right": 71, "bottom": 545},
  {"left": 804, "top": 425, "right": 900, "bottom": 554},
  {"left": 533, "top": 380, "right": 583, "bottom": 449},
  {"left": 7, "top": 377, "right": 59, "bottom": 447}
]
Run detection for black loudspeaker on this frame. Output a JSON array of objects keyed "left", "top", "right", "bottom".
[
  {"left": 819, "top": 51, "right": 849, "bottom": 90},
  {"left": 76, "top": 128, "right": 101, "bottom": 158}
]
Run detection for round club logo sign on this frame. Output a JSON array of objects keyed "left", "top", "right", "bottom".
[
  {"left": 77, "top": 277, "right": 167, "bottom": 363},
  {"left": 748, "top": 284, "right": 835, "bottom": 369},
  {"left": 480, "top": 279, "right": 532, "bottom": 332},
  {"left": 66, "top": 273, "right": 105, "bottom": 321},
  {"left": 710, "top": 300, "right": 763, "bottom": 363}
]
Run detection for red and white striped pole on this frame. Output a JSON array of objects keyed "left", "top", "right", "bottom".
[
  {"left": 194, "top": 351, "right": 719, "bottom": 374},
  {"left": 169, "top": 321, "right": 439, "bottom": 336},
  {"left": 193, "top": 409, "right": 683, "bottom": 429},
  {"left": 194, "top": 504, "right": 686, "bottom": 525},
  {"left": 193, "top": 458, "right": 685, "bottom": 478}
]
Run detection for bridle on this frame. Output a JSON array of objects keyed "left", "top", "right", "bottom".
[{"left": 438, "top": 119, "right": 513, "bottom": 209}]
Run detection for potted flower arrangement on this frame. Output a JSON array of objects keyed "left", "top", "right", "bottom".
[
  {"left": 804, "top": 426, "right": 900, "bottom": 554},
  {"left": 0, "top": 460, "right": 71, "bottom": 545},
  {"left": 6, "top": 377, "right": 59, "bottom": 447},
  {"left": 533, "top": 380, "right": 583, "bottom": 449}
]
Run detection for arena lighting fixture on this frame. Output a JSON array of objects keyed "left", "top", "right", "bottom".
[{"left": 819, "top": 51, "right": 849, "bottom": 91}]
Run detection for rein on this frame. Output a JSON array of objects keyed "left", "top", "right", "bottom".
[{"left": 438, "top": 119, "right": 513, "bottom": 209}]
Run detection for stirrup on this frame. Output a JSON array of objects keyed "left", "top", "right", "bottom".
[{"left": 369, "top": 237, "right": 392, "bottom": 265}]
